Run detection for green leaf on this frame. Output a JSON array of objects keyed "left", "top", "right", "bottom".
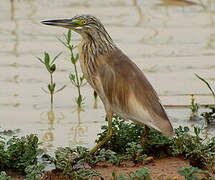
[
  {"left": 44, "top": 52, "right": 50, "bottom": 65},
  {"left": 194, "top": 127, "right": 200, "bottom": 136},
  {"left": 51, "top": 52, "right": 62, "bottom": 65},
  {"left": 112, "top": 170, "right": 117, "bottom": 179},
  {"left": 75, "top": 53, "right": 79, "bottom": 62},
  {"left": 69, "top": 73, "right": 76, "bottom": 82},
  {"left": 48, "top": 83, "right": 55, "bottom": 92},
  {"left": 195, "top": 73, "right": 215, "bottom": 100},
  {"left": 57, "top": 37, "right": 68, "bottom": 47},
  {"left": 76, "top": 95, "right": 83, "bottom": 106},
  {"left": 55, "top": 85, "right": 67, "bottom": 93},
  {"left": 67, "top": 30, "right": 71, "bottom": 43},
  {"left": 44, "top": 52, "right": 51, "bottom": 72},
  {"left": 80, "top": 75, "right": 85, "bottom": 82},
  {"left": 71, "top": 54, "right": 76, "bottom": 64},
  {"left": 36, "top": 57, "right": 44, "bottom": 64}
]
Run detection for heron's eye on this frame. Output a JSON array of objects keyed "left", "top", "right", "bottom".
[{"left": 81, "top": 20, "right": 87, "bottom": 25}]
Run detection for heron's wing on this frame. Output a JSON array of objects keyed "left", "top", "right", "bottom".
[{"left": 98, "top": 49, "right": 173, "bottom": 137}]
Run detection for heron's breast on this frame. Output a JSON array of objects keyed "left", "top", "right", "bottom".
[{"left": 79, "top": 46, "right": 104, "bottom": 93}]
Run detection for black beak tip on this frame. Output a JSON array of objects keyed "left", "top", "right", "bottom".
[{"left": 41, "top": 20, "right": 51, "bottom": 25}]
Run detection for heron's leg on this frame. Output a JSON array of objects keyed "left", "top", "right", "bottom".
[
  {"left": 141, "top": 125, "right": 150, "bottom": 149},
  {"left": 90, "top": 112, "right": 113, "bottom": 154}
]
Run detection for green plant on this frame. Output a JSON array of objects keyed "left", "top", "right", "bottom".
[
  {"left": 195, "top": 74, "right": 215, "bottom": 99},
  {"left": 69, "top": 168, "right": 103, "bottom": 180},
  {"left": 178, "top": 166, "right": 213, "bottom": 180},
  {"left": 0, "top": 171, "right": 18, "bottom": 180},
  {"left": 96, "top": 115, "right": 145, "bottom": 153},
  {"left": 201, "top": 105, "right": 215, "bottom": 124},
  {"left": 112, "top": 167, "right": 151, "bottom": 180},
  {"left": 37, "top": 52, "right": 65, "bottom": 109},
  {"left": 59, "top": 30, "right": 86, "bottom": 108},
  {"left": 125, "top": 142, "right": 147, "bottom": 164},
  {"left": 54, "top": 146, "right": 103, "bottom": 179},
  {"left": 171, "top": 126, "right": 215, "bottom": 169},
  {"left": 6, "top": 135, "right": 43, "bottom": 172},
  {"left": 96, "top": 115, "right": 171, "bottom": 157},
  {"left": 0, "top": 134, "right": 43, "bottom": 173},
  {"left": 195, "top": 74, "right": 215, "bottom": 124},
  {"left": 189, "top": 94, "right": 200, "bottom": 120},
  {"left": 24, "top": 164, "right": 45, "bottom": 180}
]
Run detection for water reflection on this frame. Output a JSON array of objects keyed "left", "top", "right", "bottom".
[
  {"left": 10, "top": 0, "right": 19, "bottom": 57},
  {"left": 25, "top": 0, "right": 37, "bottom": 25},
  {"left": 133, "top": 0, "right": 144, "bottom": 27},
  {"left": 41, "top": 109, "right": 65, "bottom": 150},
  {"left": 69, "top": 108, "right": 88, "bottom": 147},
  {"left": 205, "top": 33, "right": 215, "bottom": 49}
]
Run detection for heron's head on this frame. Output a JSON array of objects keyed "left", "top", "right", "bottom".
[{"left": 41, "top": 15, "right": 109, "bottom": 40}]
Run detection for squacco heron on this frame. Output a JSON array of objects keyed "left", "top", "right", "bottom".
[{"left": 41, "top": 15, "right": 173, "bottom": 154}]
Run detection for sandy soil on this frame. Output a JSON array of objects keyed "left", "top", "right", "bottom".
[
  {"left": 39, "top": 157, "right": 215, "bottom": 180},
  {"left": 94, "top": 157, "right": 189, "bottom": 180}
]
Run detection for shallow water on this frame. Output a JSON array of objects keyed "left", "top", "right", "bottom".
[{"left": 0, "top": 0, "right": 215, "bottom": 152}]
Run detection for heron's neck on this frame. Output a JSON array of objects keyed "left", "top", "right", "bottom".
[{"left": 80, "top": 30, "right": 116, "bottom": 60}]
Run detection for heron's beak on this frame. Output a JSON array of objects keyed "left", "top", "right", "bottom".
[{"left": 41, "top": 19, "right": 79, "bottom": 29}]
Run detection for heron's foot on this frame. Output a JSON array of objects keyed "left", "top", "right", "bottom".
[{"left": 90, "top": 129, "right": 113, "bottom": 154}]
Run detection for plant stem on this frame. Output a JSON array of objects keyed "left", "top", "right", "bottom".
[
  {"left": 50, "top": 73, "right": 54, "bottom": 110},
  {"left": 70, "top": 47, "right": 82, "bottom": 108}
]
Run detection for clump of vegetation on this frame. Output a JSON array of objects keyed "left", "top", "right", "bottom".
[
  {"left": 96, "top": 115, "right": 145, "bottom": 153},
  {"left": 0, "top": 171, "right": 17, "bottom": 180},
  {"left": 96, "top": 115, "right": 215, "bottom": 169},
  {"left": 96, "top": 115, "right": 171, "bottom": 158},
  {"left": 58, "top": 30, "right": 86, "bottom": 108},
  {"left": 171, "top": 126, "right": 215, "bottom": 169},
  {"left": 178, "top": 166, "right": 214, "bottom": 180},
  {"left": 112, "top": 167, "right": 151, "bottom": 180},
  {"left": 202, "top": 105, "right": 215, "bottom": 124},
  {"left": 36, "top": 52, "right": 66, "bottom": 109},
  {"left": 0, "top": 134, "right": 43, "bottom": 172},
  {"left": 54, "top": 146, "right": 103, "bottom": 179},
  {"left": 0, "top": 121, "right": 214, "bottom": 179},
  {"left": 0, "top": 134, "right": 45, "bottom": 179}
]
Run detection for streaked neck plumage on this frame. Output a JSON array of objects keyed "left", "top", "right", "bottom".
[{"left": 78, "top": 25, "right": 117, "bottom": 62}]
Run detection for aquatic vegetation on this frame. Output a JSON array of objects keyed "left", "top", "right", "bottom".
[
  {"left": 189, "top": 94, "right": 200, "bottom": 121},
  {"left": 96, "top": 115, "right": 171, "bottom": 157},
  {"left": 202, "top": 105, "right": 215, "bottom": 124},
  {"left": 54, "top": 146, "right": 103, "bottom": 179},
  {"left": 178, "top": 166, "right": 213, "bottom": 180},
  {"left": 36, "top": 52, "right": 65, "bottom": 109},
  {"left": 96, "top": 115, "right": 215, "bottom": 169},
  {"left": 0, "top": 171, "right": 17, "bottom": 180},
  {"left": 0, "top": 134, "right": 44, "bottom": 172},
  {"left": 112, "top": 167, "right": 151, "bottom": 180},
  {"left": 24, "top": 164, "right": 45, "bottom": 180},
  {"left": 171, "top": 126, "right": 215, "bottom": 169},
  {"left": 0, "top": 122, "right": 214, "bottom": 179},
  {"left": 58, "top": 30, "right": 86, "bottom": 108}
]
